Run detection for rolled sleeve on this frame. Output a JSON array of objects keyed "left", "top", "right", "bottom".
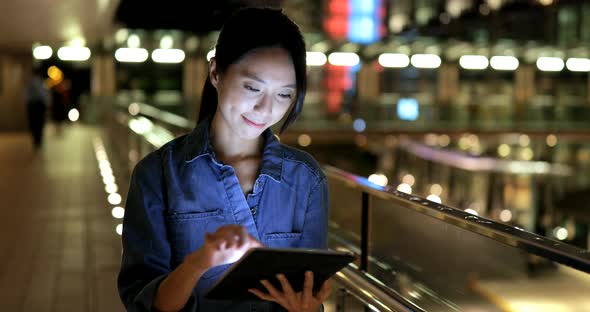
[
  {"left": 299, "top": 177, "right": 329, "bottom": 249},
  {"left": 117, "top": 151, "right": 192, "bottom": 311}
]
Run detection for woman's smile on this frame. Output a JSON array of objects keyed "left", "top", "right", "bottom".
[{"left": 241, "top": 115, "right": 266, "bottom": 129}]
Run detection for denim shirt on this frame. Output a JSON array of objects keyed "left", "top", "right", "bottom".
[{"left": 117, "top": 118, "right": 329, "bottom": 312}]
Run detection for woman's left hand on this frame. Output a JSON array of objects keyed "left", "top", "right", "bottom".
[{"left": 248, "top": 271, "right": 332, "bottom": 312}]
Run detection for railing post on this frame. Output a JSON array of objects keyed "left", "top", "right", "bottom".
[
  {"left": 336, "top": 288, "right": 347, "bottom": 312},
  {"left": 485, "top": 172, "right": 496, "bottom": 214},
  {"left": 361, "top": 191, "right": 370, "bottom": 271}
]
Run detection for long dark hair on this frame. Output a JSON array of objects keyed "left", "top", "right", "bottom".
[{"left": 197, "top": 7, "right": 307, "bottom": 134}]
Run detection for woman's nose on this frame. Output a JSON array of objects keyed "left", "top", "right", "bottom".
[{"left": 254, "top": 93, "right": 272, "bottom": 115}]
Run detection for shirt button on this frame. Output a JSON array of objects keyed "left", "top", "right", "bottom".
[{"left": 250, "top": 207, "right": 257, "bottom": 215}]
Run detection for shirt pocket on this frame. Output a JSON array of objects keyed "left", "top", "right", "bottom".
[
  {"left": 263, "top": 232, "right": 302, "bottom": 248},
  {"left": 165, "top": 210, "right": 225, "bottom": 277}
]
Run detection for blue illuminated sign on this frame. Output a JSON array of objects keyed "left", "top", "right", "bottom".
[
  {"left": 397, "top": 98, "right": 419, "bottom": 121},
  {"left": 348, "top": 0, "right": 381, "bottom": 44}
]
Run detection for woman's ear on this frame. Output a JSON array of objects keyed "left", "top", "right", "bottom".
[{"left": 209, "top": 57, "right": 219, "bottom": 89}]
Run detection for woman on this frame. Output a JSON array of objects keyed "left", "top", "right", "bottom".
[{"left": 118, "top": 8, "right": 330, "bottom": 312}]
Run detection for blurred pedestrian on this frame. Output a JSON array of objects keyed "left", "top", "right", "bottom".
[{"left": 24, "top": 66, "right": 49, "bottom": 150}]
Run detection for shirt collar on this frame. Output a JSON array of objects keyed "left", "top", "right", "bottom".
[{"left": 183, "top": 117, "right": 283, "bottom": 182}]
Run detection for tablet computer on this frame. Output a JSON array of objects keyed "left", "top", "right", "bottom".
[{"left": 205, "top": 248, "right": 356, "bottom": 301}]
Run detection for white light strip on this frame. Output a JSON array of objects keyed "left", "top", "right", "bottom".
[
  {"left": 129, "top": 117, "right": 154, "bottom": 135},
  {"left": 536, "top": 57, "right": 564, "bottom": 72},
  {"left": 490, "top": 56, "right": 519, "bottom": 70},
  {"left": 115, "top": 48, "right": 149, "bottom": 63},
  {"left": 410, "top": 54, "right": 441, "bottom": 68},
  {"left": 566, "top": 58, "right": 590, "bottom": 72},
  {"left": 57, "top": 46, "right": 91, "bottom": 61},
  {"left": 378, "top": 53, "right": 410, "bottom": 68},
  {"left": 426, "top": 194, "right": 442, "bottom": 204},
  {"left": 152, "top": 48, "right": 185, "bottom": 63},
  {"left": 306, "top": 52, "right": 327, "bottom": 66},
  {"left": 328, "top": 52, "right": 360, "bottom": 66},
  {"left": 112, "top": 207, "right": 125, "bottom": 219},
  {"left": 33, "top": 45, "right": 53, "bottom": 60},
  {"left": 459, "top": 55, "right": 489, "bottom": 70},
  {"left": 93, "top": 137, "right": 125, "bottom": 236}
]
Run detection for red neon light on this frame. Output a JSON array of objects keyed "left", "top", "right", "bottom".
[
  {"left": 326, "top": 91, "right": 343, "bottom": 113},
  {"left": 324, "top": 16, "right": 348, "bottom": 39},
  {"left": 328, "top": 0, "right": 349, "bottom": 15}
]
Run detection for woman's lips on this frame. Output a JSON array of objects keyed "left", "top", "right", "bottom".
[{"left": 242, "top": 116, "right": 265, "bottom": 128}]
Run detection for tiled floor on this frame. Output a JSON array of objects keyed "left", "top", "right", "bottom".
[{"left": 0, "top": 124, "right": 124, "bottom": 312}]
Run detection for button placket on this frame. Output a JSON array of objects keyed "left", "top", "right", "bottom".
[
  {"left": 220, "top": 163, "right": 260, "bottom": 240},
  {"left": 253, "top": 178, "right": 263, "bottom": 194},
  {"left": 248, "top": 177, "right": 264, "bottom": 223}
]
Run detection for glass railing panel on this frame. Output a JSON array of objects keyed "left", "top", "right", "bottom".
[
  {"left": 328, "top": 175, "right": 364, "bottom": 246},
  {"left": 324, "top": 165, "right": 590, "bottom": 312}
]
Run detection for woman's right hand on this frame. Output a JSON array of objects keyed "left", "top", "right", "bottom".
[{"left": 189, "top": 224, "right": 263, "bottom": 270}]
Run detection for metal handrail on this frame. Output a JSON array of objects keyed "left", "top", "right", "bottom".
[
  {"left": 333, "top": 264, "right": 421, "bottom": 312},
  {"left": 120, "top": 102, "right": 194, "bottom": 129},
  {"left": 398, "top": 138, "right": 572, "bottom": 176},
  {"left": 324, "top": 165, "right": 590, "bottom": 273}
]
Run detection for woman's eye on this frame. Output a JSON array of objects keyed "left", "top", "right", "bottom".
[
  {"left": 278, "top": 93, "right": 292, "bottom": 99},
  {"left": 244, "top": 85, "right": 260, "bottom": 92}
]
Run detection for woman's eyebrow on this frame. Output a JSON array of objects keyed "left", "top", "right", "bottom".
[
  {"left": 242, "top": 71, "right": 296, "bottom": 88},
  {"left": 243, "top": 71, "right": 266, "bottom": 84}
]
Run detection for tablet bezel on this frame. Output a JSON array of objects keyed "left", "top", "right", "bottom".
[{"left": 204, "top": 248, "right": 356, "bottom": 301}]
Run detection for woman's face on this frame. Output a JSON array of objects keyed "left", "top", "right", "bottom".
[{"left": 210, "top": 47, "right": 296, "bottom": 140}]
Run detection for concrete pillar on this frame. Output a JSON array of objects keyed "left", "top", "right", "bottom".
[
  {"left": 87, "top": 54, "right": 116, "bottom": 124},
  {"left": 514, "top": 64, "right": 535, "bottom": 104},
  {"left": 91, "top": 54, "right": 116, "bottom": 97},
  {"left": 183, "top": 57, "right": 208, "bottom": 120},
  {"left": 357, "top": 64, "right": 380, "bottom": 102},
  {"left": 514, "top": 64, "right": 535, "bottom": 121},
  {"left": 183, "top": 57, "right": 206, "bottom": 98},
  {"left": 436, "top": 63, "right": 459, "bottom": 122},
  {"left": 356, "top": 64, "right": 380, "bottom": 119},
  {"left": 0, "top": 54, "right": 29, "bottom": 131},
  {"left": 437, "top": 63, "right": 459, "bottom": 105}
]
